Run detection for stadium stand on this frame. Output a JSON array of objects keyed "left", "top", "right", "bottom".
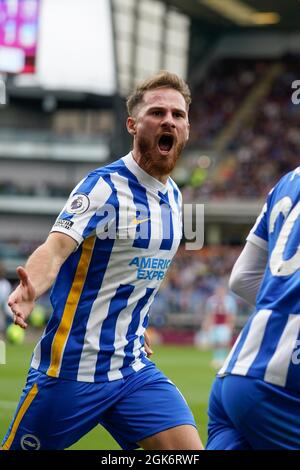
[{"left": 184, "top": 55, "right": 300, "bottom": 201}]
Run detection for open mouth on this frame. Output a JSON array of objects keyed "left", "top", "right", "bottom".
[{"left": 158, "top": 134, "right": 174, "bottom": 153}]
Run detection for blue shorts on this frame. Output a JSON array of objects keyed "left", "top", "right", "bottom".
[
  {"left": 206, "top": 375, "right": 300, "bottom": 450},
  {"left": 1, "top": 364, "right": 196, "bottom": 450}
]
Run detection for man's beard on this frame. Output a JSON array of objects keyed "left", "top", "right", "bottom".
[{"left": 137, "top": 135, "right": 185, "bottom": 177}]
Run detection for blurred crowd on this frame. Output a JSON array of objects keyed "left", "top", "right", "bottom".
[
  {"left": 189, "top": 58, "right": 268, "bottom": 148},
  {"left": 149, "top": 245, "right": 252, "bottom": 328},
  {"left": 224, "top": 57, "right": 300, "bottom": 198},
  {"left": 186, "top": 56, "right": 300, "bottom": 200}
]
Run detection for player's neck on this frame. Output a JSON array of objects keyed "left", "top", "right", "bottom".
[{"left": 131, "top": 150, "right": 169, "bottom": 184}]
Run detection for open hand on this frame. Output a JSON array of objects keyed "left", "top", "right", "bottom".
[
  {"left": 8, "top": 266, "right": 36, "bottom": 329},
  {"left": 144, "top": 330, "right": 154, "bottom": 357}
]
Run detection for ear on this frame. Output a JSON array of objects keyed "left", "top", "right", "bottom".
[
  {"left": 186, "top": 122, "right": 190, "bottom": 141},
  {"left": 126, "top": 117, "right": 137, "bottom": 137}
]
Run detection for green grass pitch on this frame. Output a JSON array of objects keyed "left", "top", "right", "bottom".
[{"left": 0, "top": 343, "right": 216, "bottom": 449}]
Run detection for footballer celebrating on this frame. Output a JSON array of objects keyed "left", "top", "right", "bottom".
[{"left": 2, "top": 71, "right": 202, "bottom": 451}]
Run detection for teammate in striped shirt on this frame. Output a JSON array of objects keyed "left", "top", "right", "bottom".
[
  {"left": 207, "top": 167, "right": 300, "bottom": 450},
  {"left": 2, "top": 71, "right": 202, "bottom": 451}
]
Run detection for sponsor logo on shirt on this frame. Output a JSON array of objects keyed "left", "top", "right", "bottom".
[
  {"left": 66, "top": 194, "right": 90, "bottom": 215},
  {"left": 54, "top": 219, "right": 74, "bottom": 230},
  {"left": 129, "top": 256, "right": 171, "bottom": 280}
]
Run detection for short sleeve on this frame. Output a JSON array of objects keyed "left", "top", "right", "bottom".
[
  {"left": 247, "top": 188, "right": 274, "bottom": 251},
  {"left": 51, "top": 172, "right": 113, "bottom": 245}
]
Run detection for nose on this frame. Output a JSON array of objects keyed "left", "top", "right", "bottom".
[{"left": 161, "top": 112, "right": 176, "bottom": 129}]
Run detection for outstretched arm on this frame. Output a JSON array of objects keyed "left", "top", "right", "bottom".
[{"left": 8, "top": 232, "right": 77, "bottom": 329}]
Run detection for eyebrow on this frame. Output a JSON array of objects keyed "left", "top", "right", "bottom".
[{"left": 148, "top": 106, "right": 187, "bottom": 115}]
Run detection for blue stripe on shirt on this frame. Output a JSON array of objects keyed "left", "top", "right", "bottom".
[
  {"left": 247, "top": 313, "right": 288, "bottom": 378},
  {"left": 118, "top": 162, "right": 151, "bottom": 249},
  {"left": 95, "top": 283, "right": 135, "bottom": 381},
  {"left": 159, "top": 191, "right": 174, "bottom": 251},
  {"left": 122, "top": 287, "right": 155, "bottom": 369}
]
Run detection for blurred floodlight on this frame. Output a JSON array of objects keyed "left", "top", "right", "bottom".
[
  {"left": 0, "top": 46, "right": 24, "bottom": 73},
  {"left": 199, "top": 0, "right": 280, "bottom": 26}
]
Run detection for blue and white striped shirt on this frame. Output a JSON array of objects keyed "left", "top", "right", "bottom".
[
  {"left": 219, "top": 167, "right": 300, "bottom": 392},
  {"left": 31, "top": 152, "right": 182, "bottom": 382}
]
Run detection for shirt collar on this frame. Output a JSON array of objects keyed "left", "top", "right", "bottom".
[{"left": 122, "top": 152, "right": 169, "bottom": 194}]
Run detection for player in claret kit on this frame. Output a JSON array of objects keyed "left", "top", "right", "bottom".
[
  {"left": 1, "top": 71, "right": 202, "bottom": 451},
  {"left": 206, "top": 167, "right": 300, "bottom": 450}
]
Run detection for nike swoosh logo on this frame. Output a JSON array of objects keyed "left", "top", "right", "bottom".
[{"left": 132, "top": 217, "right": 151, "bottom": 226}]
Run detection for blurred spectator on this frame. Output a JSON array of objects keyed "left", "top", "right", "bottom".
[
  {"left": 196, "top": 284, "right": 237, "bottom": 368},
  {"left": 0, "top": 262, "right": 12, "bottom": 336}
]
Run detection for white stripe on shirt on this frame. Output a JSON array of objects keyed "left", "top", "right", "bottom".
[
  {"left": 231, "top": 309, "right": 272, "bottom": 375},
  {"left": 107, "top": 287, "right": 139, "bottom": 381},
  {"left": 264, "top": 314, "right": 300, "bottom": 386}
]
